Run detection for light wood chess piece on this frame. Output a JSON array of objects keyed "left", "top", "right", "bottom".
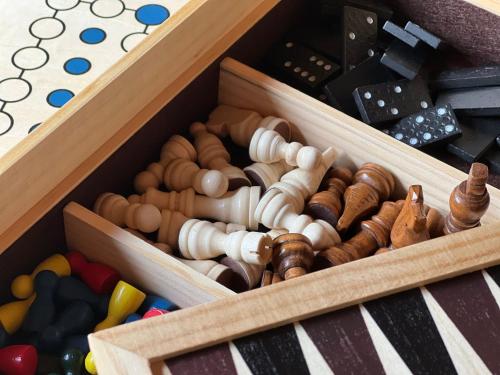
[
  {"left": 249, "top": 127, "right": 323, "bottom": 170},
  {"left": 244, "top": 160, "right": 294, "bottom": 191},
  {"left": 190, "top": 122, "right": 250, "bottom": 189},
  {"left": 255, "top": 188, "right": 340, "bottom": 250},
  {"left": 391, "top": 185, "right": 430, "bottom": 249},
  {"left": 140, "top": 186, "right": 261, "bottom": 230},
  {"left": 163, "top": 158, "right": 229, "bottom": 198},
  {"left": 178, "top": 219, "right": 273, "bottom": 265},
  {"left": 134, "top": 135, "right": 196, "bottom": 193},
  {"left": 220, "top": 257, "right": 265, "bottom": 290},
  {"left": 316, "top": 200, "right": 402, "bottom": 268},
  {"left": 444, "top": 163, "right": 490, "bottom": 234},
  {"left": 273, "top": 233, "right": 314, "bottom": 280},
  {"left": 336, "top": 163, "right": 395, "bottom": 234},
  {"left": 94, "top": 193, "right": 161, "bottom": 233},
  {"left": 206, "top": 105, "right": 292, "bottom": 147}
]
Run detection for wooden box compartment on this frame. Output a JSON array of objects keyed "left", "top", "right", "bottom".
[{"left": 0, "top": 0, "right": 499, "bottom": 373}]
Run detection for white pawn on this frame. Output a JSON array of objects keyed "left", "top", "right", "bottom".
[
  {"left": 206, "top": 105, "right": 291, "bottom": 147},
  {"left": 133, "top": 135, "right": 197, "bottom": 193},
  {"left": 178, "top": 219, "right": 273, "bottom": 265},
  {"left": 249, "top": 128, "right": 322, "bottom": 170},
  {"left": 140, "top": 186, "right": 261, "bottom": 230},
  {"left": 190, "top": 122, "right": 250, "bottom": 189},
  {"left": 213, "top": 222, "right": 247, "bottom": 233},
  {"left": 254, "top": 189, "right": 340, "bottom": 250},
  {"left": 163, "top": 158, "right": 229, "bottom": 198},
  {"left": 266, "top": 228, "right": 288, "bottom": 240},
  {"left": 220, "top": 257, "right": 265, "bottom": 290},
  {"left": 270, "top": 147, "right": 337, "bottom": 212},
  {"left": 244, "top": 160, "right": 295, "bottom": 191},
  {"left": 94, "top": 193, "right": 161, "bottom": 233}
]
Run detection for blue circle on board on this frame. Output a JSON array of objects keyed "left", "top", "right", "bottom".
[
  {"left": 47, "top": 89, "right": 74, "bottom": 108},
  {"left": 64, "top": 57, "right": 91, "bottom": 75},
  {"left": 135, "top": 4, "right": 169, "bottom": 25},
  {"left": 80, "top": 27, "right": 106, "bottom": 44}
]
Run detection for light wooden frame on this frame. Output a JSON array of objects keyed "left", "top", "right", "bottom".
[{"left": 71, "top": 58, "right": 500, "bottom": 374}]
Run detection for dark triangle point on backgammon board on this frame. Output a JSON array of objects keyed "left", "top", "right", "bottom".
[{"left": 166, "top": 343, "right": 237, "bottom": 375}]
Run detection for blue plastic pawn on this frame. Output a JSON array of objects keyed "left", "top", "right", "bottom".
[
  {"left": 124, "top": 313, "right": 141, "bottom": 324},
  {"left": 139, "top": 295, "right": 176, "bottom": 314},
  {"left": 57, "top": 276, "right": 109, "bottom": 317}
]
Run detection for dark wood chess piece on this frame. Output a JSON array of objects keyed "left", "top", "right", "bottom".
[
  {"left": 336, "top": 163, "right": 395, "bottom": 233},
  {"left": 260, "top": 270, "right": 282, "bottom": 287},
  {"left": 272, "top": 234, "right": 315, "bottom": 280},
  {"left": 425, "top": 205, "right": 444, "bottom": 238},
  {"left": 315, "top": 200, "right": 402, "bottom": 268},
  {"left": 391, "top": 185, "right": 430, "bottom": 248},
  {"left": 444, "top": 162, "right": 490, "bottom": 234}
]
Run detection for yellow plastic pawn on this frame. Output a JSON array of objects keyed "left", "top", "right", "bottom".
[
  {"left": 0, "top": 295, "right": 35, "bottom": 334},
  {"left": 11, "top": 254, "right": 71, "bottom": 299},
  {"left": 85, "top": 352, "right": 97, "bottom": 374}
]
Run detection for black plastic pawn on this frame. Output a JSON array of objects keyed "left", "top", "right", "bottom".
[
  {"left": 22, "top": 270, "right": 58, "bottom": 333},
  {"left": 0, "top": 324, "right": 9, "bottom": 349},
  {"left": 40, "top": 301, "right": 95, "bottom": 352},
  {"left": 61, "top": 348, "right": 84, "bottom": 375},
  {"left": 57, "top": 276, "right": 109, "bottom": 317},
  {"left": 64, "top": 334, "right": 89, "bottom": 354}
]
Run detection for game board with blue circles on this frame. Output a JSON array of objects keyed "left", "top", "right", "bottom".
[{"left": 0, "top": 0, "right": 186, "bottom": 157}]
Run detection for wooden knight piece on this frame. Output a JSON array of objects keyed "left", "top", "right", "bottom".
[
  {"left": 244, "top": 160, "right": 294, "bottom": 191},
  {"left": 254, "top": 188, "right": 341, "bottom": 250},
  {"left": 391, "top": 185, "right": 430, "bottom": 248},
  {"left": 444, "top": 163, "right": 490, "bottom": 234},
  {"left": 163, "top": 158, "right": 229, "bottom": 198},
  {"left": 94, "top": 193, "right": 161, "bottom": 233},
  {"left": 315, "top": 200, "right": 402, "bottom": 268},
  {"left": 336, "top": 163, "right": 395, "bottom": 233},
  {"left": 190, "top": 122, "right": 250, "bottom": 189},
  {"left": 178, "top": 219, "right": 273, "bottom": 265},
  {"left": 273, "top": 233, "right": 315, "bottom": 280},
  {"left": 206, "top": 104, "right": 291, "bottom": 147}
]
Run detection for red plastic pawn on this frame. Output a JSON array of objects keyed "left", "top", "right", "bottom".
[
  {"left": 0, "top": 345, "right": 38, "bottom": 375},
  {"left": 65, "top": 251, "right": 120, "bottom": 294},
  {"left": 142, "top": 308, "right": 169, "bottom": 319}
]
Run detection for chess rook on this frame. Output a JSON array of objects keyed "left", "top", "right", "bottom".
[
  {"left": 273, "top": 234, "right": 315, "bottom": 280},
  {"left": 336, "top": 163, "right": 395, "bottom": 233},
  {"left": 444, "top": 163, "right": 490, "bottom": 234},
  {"left": 163, "top": 158, "right": 229, "bottom": 198},
  {"left": 244, "top": 160, "right": 294, "bottom": 191},
  {"left": 316, "top": 200, "right": 402, "bottom": 268},
  {"left": 190, "top": 122, "right": 250, "bottom": 189},
  {"left": 220, "top": 257, "right": 265, "bottom": 290},
  {"left": 178, "top": 219, "right": 273, "bottom": 265},
  {"left": 94, "top": 193, "right": 161, "bottom": 233},
  {"left": 391, "top": 185, "right": 430, "bottom": 248}
]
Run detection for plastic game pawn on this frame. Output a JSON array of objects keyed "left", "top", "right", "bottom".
[
  {"left": 190, "top": 122, "right": 251, "bottom": 189},
  {"left": 142, "top": 308, "right": 169, "bottom": 319},
  {"left": 56, "top": 276, "right": 109, "bottom": 317},
  {"left": 0, "top": 345, "right": 38, "bottom": 375},
  {"left": 133, "top": 135, "right": 197, "bottom": 193},
  {"left": 139, "top": 295, "right": 176, "bottom": 314},
  {"left": 0, "top": 324, "right": 9, "bottom": 348},
  {"left": 249, "top": 127, "right": 323, "bottom": 170},
  {"left": 444, "top": 162, "right": 490, "bottom": 234},
  {"left": 316, "top": 201, "right": 403, "bottom": 269},
  {"left": 163, "top": 158, "right": 229, "bottom": 198},
  {"left": 61, "top": 348, "right": 83, "bottom": 375},
  {"left": 65, "top": 251, "right": 120, "bottom": 295},
  {"left": 94, "top": 192, "right": 162, "bottom": 233},
  {"left": 273, "top": 234, "right": 315, "bottom": 280},
  {"left": 244, "top": 160, "right": 295, "bottom": 191},
  {"left": 178, "top": 219, "right": 273, "bottom": 265},
  {"left": 391, "top": 186, "right": 430, "bottom": 249},
  {"left": 10, "top": 253, "right": 70, "bottom": 300},
  {"left": 336, "top": 163, "right": 395, "bottom": 234},
  {"left": 206, "top": 104, "right": 292, "bottom": 147},
  {"left": 22, "top": 271, "right": 59, "bottom": 333},
  {"left": 0, "top": 295, "right": 35, "bottom": 335}
]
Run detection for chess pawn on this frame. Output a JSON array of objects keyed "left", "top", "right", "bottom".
[
  {"left": 22, "top": 271, "right": 59, "bottom": 333},
  {"left": 176, "top": 257, "right": 237, "bottom": 290},
  {"left": 11, "top": 254, "right": 70, "bottom": 300},
  {"left": 444, "top": 163, "right": 490, "bottom": 234},
  {"left": 328, "top": 166, "right": 353, "bottom": 185},
  {"left": 244, "top": 160, "right": 294, "bottom": 191},
  {"left": 178, "top": 219, "right": 273, "bottom": 265},
  {"left": 65, "top": 251, "right": 120, "bottom": 295},
  {"left": 307, "top": 177, "right": 347, "bottom": 227},
  {"left": 94, "top": 193, "right": 161, "bottom": 233},
  {"left": 260, "top": 270, "right": 282, "bottom": 287},
  {"left": 190, "top": 122, "right": 250, "bottom": 189},
  {"left": 336, "top": 163, "right": 395, "bottom": 233},
  {"left": 133, "top": 135, "right": 197, "bottom": 193},
  {"left": 391, "top": 185, "right": 430, "bottom": 249},
  {"left": 213, "top": 222, "right": 247, "bottom": 233},
  {"left": 316, "top": 200, "right": 402, "bottom": 268},
  {"left": 56, "top": 276, "right": 109, "bottom": 316},
  {"left": 266, "top": 228, "right": 289, "bottom": 240},
  {"left": 0, "top": 295, "right": 35, "bottom": 335},
  {"left": 254, "top": 188, "right": 340, "bottom": 250},
  {"left": 220, "top": 257, "right": 265, "bottom": 290},
  {"left": 0, "top": 345, "right": 38, "bottom": 375},
  {"left": 273, "top": 234, "right": 315, "bottom": 280},
  {"left": 61, "top": 348, "right": 83, "bottom": 375},
  {"left": 156, "top": 209, "right": 188, "bottom": 249},
  {"left": 206, "top": 104, "right": 292, "bottom": 146},
  {"left": 141, "top": 186, "right": 261, "bottom": 230},
  {"left": 249, "top": 127, "right": 323, "bottom": 170},
  {"left": 425, "top": 205, "right": 444, "bottom": 238}
]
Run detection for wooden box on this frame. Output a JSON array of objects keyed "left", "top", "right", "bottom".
[{"left": 0, "top": 0, "right": 499, "bottom": 374}]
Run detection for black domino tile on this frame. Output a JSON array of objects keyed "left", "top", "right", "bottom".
[
  {"left": 286, "top": 25, "right": 343, "bottom": 63},
  {"left": 383, "top": 21, "right": 420, "bottom": 48},
  {"left": 364, "top": 288, "right": 457, "bottom": 375},
  {"left": 436, "top": 86, "right": 500, "bottom": 117},
  {"left": 431, "top": 65, "right": 500, "bottom": 90},
  {"left": 483, "top": 144, "right": 500, "bottom": 174},
  {"left": 381, "top": 40, "right": 425, "bottom": 80},
  {"left": 233, "top": 324, "right": 310, "bottom": 375},
  {"left": 320, "top": 0, "right": 393, "bottom": 22},
  {"left": 404, "top": 21, "right": 442, "bottom": 49}
]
